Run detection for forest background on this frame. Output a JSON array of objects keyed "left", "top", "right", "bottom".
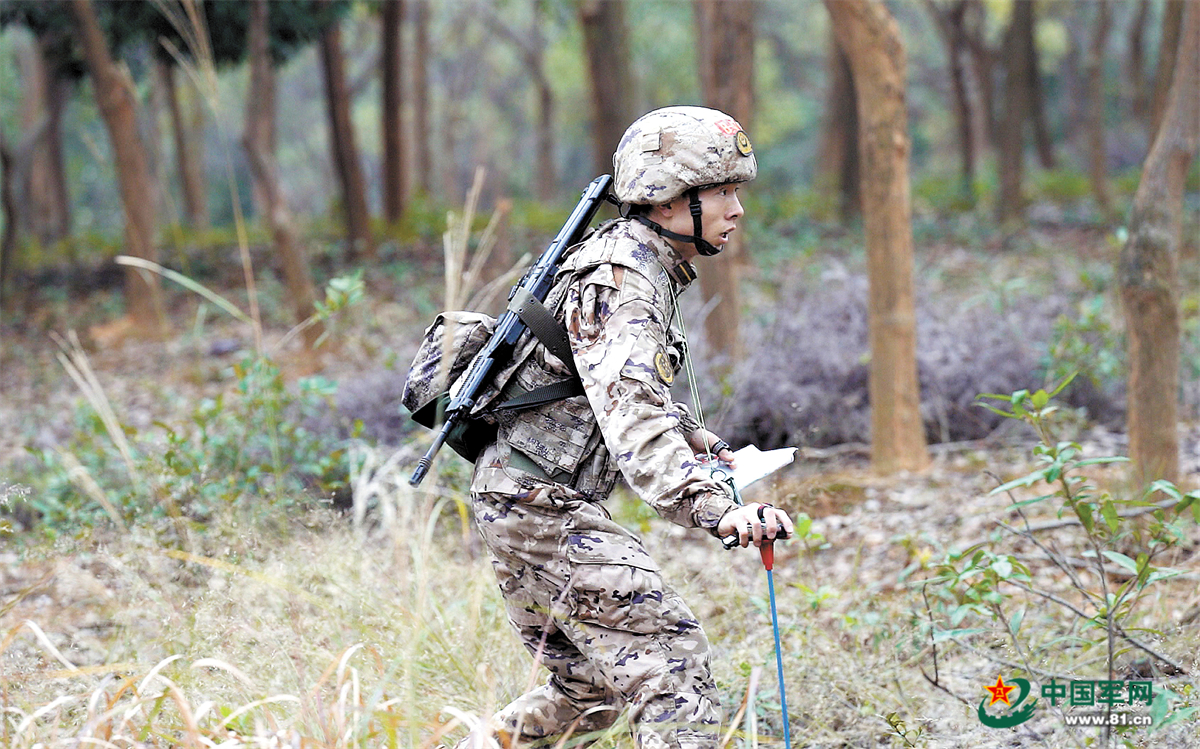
[{"left": 1, "top": 0, "right": 1198, "bottom": 747}]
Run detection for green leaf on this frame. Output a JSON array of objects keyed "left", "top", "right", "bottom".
[
  {"left": 932, "top": 627, "right": 990, "bottom": 644},
  {"left": 989, "top": 470, "right": 1048, "bottom": 495},
  {"left": 1048, "top": 372, "right": 1078, "bottom": 397},
  {"left": 1077, "top": 503, "right": 1095, "bottom": 532},
  {"left": 1031, "top": 389, "right": 1049, "bottom": 409},
  {"left": 1075, "top": 457, "right": 1130, "bottom": 467},
  {"left": 1145, "top": 567, "right": 1185, "bottom": 584},
  {"left": 1102, "top": 551, "right": 1139, "bottom": 574},
  {"left": 1009, "top": 608, "right": 1025, "bottom": 637},
  {"left": 1008, "top": 494, "right": 1054, "bottom": 509},
  {"left": 1102, "top": 500, "right": 1120, "bottom": 534},
  {"left": 975, "top": 402, "right": 1018, "bottom": 419},
  {"left": 950, "top": 604, "right": 973, "bottom": 626},
  {"left": 1149, "top": 690, "right": 1172, "bottom": 728},
  {"left": 1147, "top": 479, "right": 1182, "bottom": 500}
]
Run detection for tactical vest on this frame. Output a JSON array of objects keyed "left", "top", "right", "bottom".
[{"left": 493, "top": 220, "right": 688, "bottom": 498}]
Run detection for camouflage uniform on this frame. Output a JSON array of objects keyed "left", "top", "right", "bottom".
[{"left": 468, "top": 217, "right": 741, "bottom": 749}]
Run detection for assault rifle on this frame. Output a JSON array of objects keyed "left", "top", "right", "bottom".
[{"left": 409, "top": 174, "right": 614, "bottom": 486}]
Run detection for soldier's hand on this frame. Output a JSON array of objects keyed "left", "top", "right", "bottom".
[
  {"left": 690, "top": 430, "right": 736, "bottom": 468},
  {"left": 718, "top": 503, "right": 793, "bottom": 548}
]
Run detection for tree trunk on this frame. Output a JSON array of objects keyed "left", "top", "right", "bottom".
[
  {"left": 579, "top": 0, "right": 634, "bottom": 179},
  {"left": 69, "top": 0, "right": 166, "bottom": 337},
  {"left": 0, "top": 131, "right": 17, "bottom": 307},
  {"left": 1127, "top": 0, "right": 1151, "bottom": 119},
  {"left": 1085, "top": 0, "right": 1112, "bottom": 215},
  {"left": 695, "top": 0, "right": 755, "bottom": 373},
  {"left": 1151, "top": 0, "right": 1185, "bottom": 140},
  {"left": 1025, "top": 2, "right": 1056, "bottom": 170},
  {"left": 17, "top": 34, "right": 52, "bottom": 245},
  {"left": 925, "top": 0, "right": 977, "bottom": 201},
  {"left": 16, "top": 33, "right": 72, "bottom": 247},
  {"left": 245, "top": 0, "right": 323, "bottom": 352},
  {"left": 45, "top": 74, "right": 73, "bottom": 244},
  {"left": 487, "top": 1, "right": 556, "bottom": 200},
  {"left": 997, "top": 0, "right": 1033, "bottom": 223},
  {"left": 531, "top": 1, "right": 555, "bottom": 202},
  {"left": 963, "top": 0, "right": 996, "bottom": 150},
  {"left": 1118, "top": 0, "right": 1198, "bottom": 487},
  {"left": 817, "top": 35, "right": 861, "bottom": 219},
  {"left": 382, "top": 0, "right": 406, "bottom": 224},
  {"left": 319, "top": 17, "right": 374, "bottom": 259},
  {"left": 413, "top": 0, "right": 432, "bottom": 195},
  {"left": 535, "top": 69, "right": 556, "bottom": 202},
  {"left": 158, "top": 59, "right": 208, "bottom": 230},
  {"left": 825, "top": 0, "right": 929, "bottom": 474}
]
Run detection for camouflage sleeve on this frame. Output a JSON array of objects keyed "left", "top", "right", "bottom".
[
  {"left": 675, "top": 402, "right": 701, "bottom": 436},
  {"left": 566, "top": 266, "right": 738, "bottom": 532}
]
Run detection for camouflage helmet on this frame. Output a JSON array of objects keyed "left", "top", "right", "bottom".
[{"left": 613, "top": 106, "right": 757, "bottom": 206}]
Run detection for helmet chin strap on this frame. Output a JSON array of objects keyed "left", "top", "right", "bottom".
[{"left": 629, "top": 187, "right": 722, "bottom": 257}]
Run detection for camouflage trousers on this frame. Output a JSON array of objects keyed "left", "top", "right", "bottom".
[{"left": 465, "top": 483, "right": 721, "bottom": 749}]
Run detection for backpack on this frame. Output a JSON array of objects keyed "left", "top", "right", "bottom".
[
  {"left": 401, "top": 299, "right": 584, "bottom": 463},
  {"left": 401, "top": 311, "right": 499, "bottom": 462}
]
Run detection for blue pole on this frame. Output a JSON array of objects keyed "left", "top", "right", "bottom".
[{"left": 761, "top": 543, "right": 792, "bottom": 749}]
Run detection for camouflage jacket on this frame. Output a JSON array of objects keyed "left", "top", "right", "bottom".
[{"left": 471, "top": 219, "right": 739, "bottom": 534}]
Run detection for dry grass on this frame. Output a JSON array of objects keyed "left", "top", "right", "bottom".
[{"left": 5, "top": 447, "right": 1199, "bottom": 749}]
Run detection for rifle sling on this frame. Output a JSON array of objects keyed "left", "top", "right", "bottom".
[{"left": 492, "top": 287, "right": 584, "bottom": 412}]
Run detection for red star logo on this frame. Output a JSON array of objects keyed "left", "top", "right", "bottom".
[{"left": 985, "top": 675, "right": 1016, "bottom": 706}]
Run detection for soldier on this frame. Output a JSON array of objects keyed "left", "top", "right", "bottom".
[{"left": 462, "top": 106, "right": 793, "bottom": 749}]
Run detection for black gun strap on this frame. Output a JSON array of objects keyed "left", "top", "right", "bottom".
[
  {"left": 493, "top": 378, "right": 582, "bottom": 411},
  {"left": 492, "top": 287, "right": 584, "bottom": 412},
  {"left": 508, "top": 287, "right": 581, "bottom": 377}
]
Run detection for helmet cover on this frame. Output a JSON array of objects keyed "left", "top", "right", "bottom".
[{"left": 613, "top": 106, "right": 757, "bottom": 205}]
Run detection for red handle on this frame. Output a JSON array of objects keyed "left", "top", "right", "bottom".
[{"left": 760, "top": 541, "right": 775, "bottom": 570}]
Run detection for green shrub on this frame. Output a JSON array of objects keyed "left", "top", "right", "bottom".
[
  {"left": 1031, "top": 168, "right": 1092, "bottom": 203},
  {"left": 20, "top": 356, "right": 351, "bottom": 537},
  {"left": 920, "top": 377, "right": 1198, "bottom": 733}
]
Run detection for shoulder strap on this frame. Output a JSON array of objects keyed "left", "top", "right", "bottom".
[{"left": 491, "top": 287, "right": 584, "bottom": 412}]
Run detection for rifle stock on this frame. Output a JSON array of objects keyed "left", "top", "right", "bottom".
[{"left": 410, "top": 174, "right": 613, "bottom": 486}]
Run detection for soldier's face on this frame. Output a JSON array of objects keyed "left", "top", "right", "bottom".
[{"left": 654, "top": 183, "right": 745, "bottom": 260}]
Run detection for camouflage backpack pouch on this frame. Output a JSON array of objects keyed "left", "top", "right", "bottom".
[{"left": 402, "top": 311, "right": 498, "bottom": 461}]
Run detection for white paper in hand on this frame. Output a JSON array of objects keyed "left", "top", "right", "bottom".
[{"left": 730, "top": 445, "right": 797, "bottom": 493}]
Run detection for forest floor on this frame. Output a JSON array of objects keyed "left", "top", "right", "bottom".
[{"left": 2, "top": 222, "right": 1199, "bottom": 747}]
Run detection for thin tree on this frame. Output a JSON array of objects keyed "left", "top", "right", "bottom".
[
  {"left": 694, "top": 0, "right": 754, "bottom": 371},
  {"left": 487, "top": 0, "right": 556, "bottom": 201},
  {"left": 1025, "top": 2, "right": 1055, "bottom": 170},
  {"left": 0, "top": 130, "right": 20, "bottom": 307},
  {"left": 68, "top": 0, "right": 166, "bottom": 336},
  {"left": 1119, "top": 0, "right": 1198, "bottom": 487},
  {"left": 997, "top": 0, "right": 1034, "bottom": 223},
  {"left": 382, "top": 0, "right": 406, "bottom": 225},
  {"left": 579, "top": 0, "right": 633, "bottom": 179},
  {"left": 243, "top": 0, "right": 323, "bottom": 353},
  {"left": 962, "top": 0, "right": 996, "bottom": 150},
  {"left": 319, "top": 13, "right": 374, "bottom": 258},
  {"left": 156, "top": 59, "right": 208, "bottom": 229},
  {"left": 1150, "top": 0, "right": 1185, "bottom": 140},
  {"left": 816, "top": 34, "right": 860, "bottom": 219},
  {"left": 924, "top": 0, "right": 979, "bottom": 202},
  {"left": 824, "top": 0, "right": 929, "bottom": 474},
  {"left": 1126, "top": 0, "right": 1151, "bottom": 118},
  {"left": 1084, "top": 0, "right": 1112, "bottom": 216},
  {"left": 413, "top": 0, "right": 432, "bottom": 195}
]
